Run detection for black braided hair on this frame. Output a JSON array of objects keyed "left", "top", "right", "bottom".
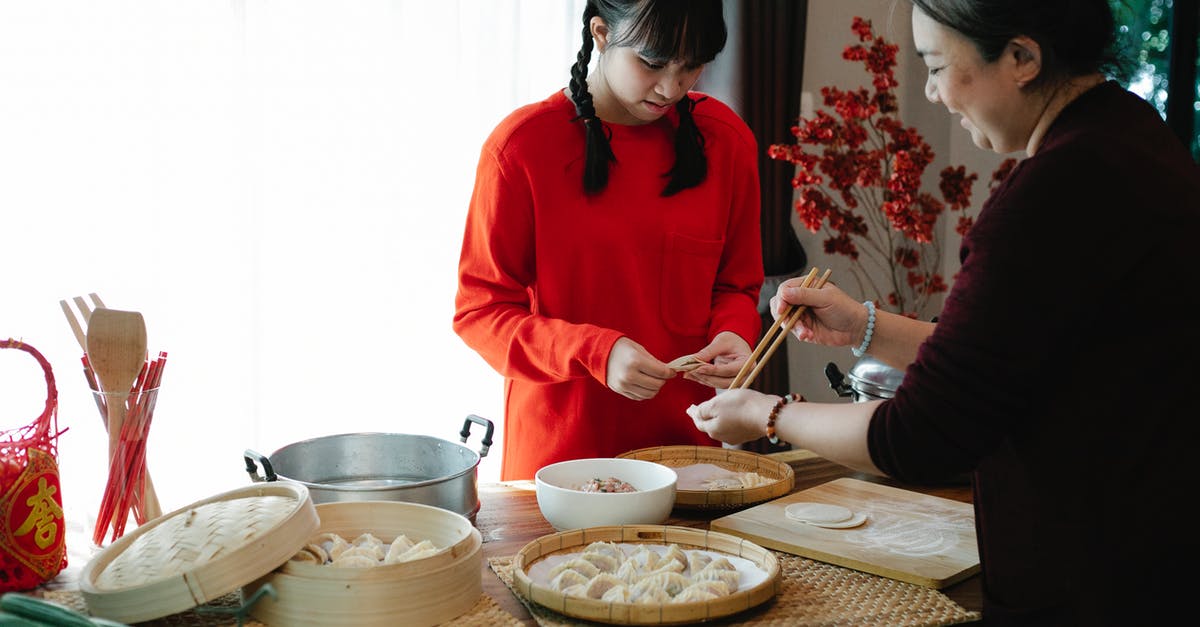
[
  {"left": 662, "top": 94, "right": 708, "bottom": 196},
  {"left": 569, "top": 2, "right": 617, "bottom": 195},
  {"left": 568, "top": 0, "right": 726, "bottom": 197}
]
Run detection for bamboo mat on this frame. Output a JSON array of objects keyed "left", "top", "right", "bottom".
[
  {"left": 489, "top": 553, "right": 981, "bottom": 626},
  {"left": 43, "top": 589, "right": 522, "bottom": 626}
]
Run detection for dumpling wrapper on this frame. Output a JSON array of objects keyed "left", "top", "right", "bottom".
[
  {"left": 330, "top": 553, "right": 380, "bottom": 568},
  {"left": 667, "top": 354, "right": 708, "bottom": 372}
]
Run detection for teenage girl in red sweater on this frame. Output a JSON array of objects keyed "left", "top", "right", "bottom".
[{"left": 454, "top": 0, "right": 764, "bottom": 480}]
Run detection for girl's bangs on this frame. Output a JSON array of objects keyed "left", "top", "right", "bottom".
[{"left": 615, "top": 0, "right": 726, "bottom": 64}]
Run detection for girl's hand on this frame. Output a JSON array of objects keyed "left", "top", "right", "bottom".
[
  {"left": 606, "top": 337, "right": 674, "bottom": 400},
  {"left": 774, "top": 279, "right": 866, "bottom": 348},
  {"left": 686, "top": 388, "right": 777, "bottom": 445},
  {"left": 683, "top": 331, "right": 751, "bottom": 389}
]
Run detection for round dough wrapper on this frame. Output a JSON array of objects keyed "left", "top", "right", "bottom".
[
  {"left": 784, "top": 502, "right": 853, "bottom": 524},
  {"left": 801, "top": 511, "right": 867, "bottom": 529}
]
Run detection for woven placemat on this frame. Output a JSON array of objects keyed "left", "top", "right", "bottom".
[
  {"left": 44, "top": 588, "right": 523, "bottom": 626},
  {"left": 490, "top": 553, "right": 981, "bottom": 626}
]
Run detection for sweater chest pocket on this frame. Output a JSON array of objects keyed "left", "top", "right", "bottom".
[{"left": 661, "top": 232, "right": 724, "bottom": 337}]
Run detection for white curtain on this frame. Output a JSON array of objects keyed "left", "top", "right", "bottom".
[{"left": 0, "top": 0, "right": 587, "bottom": 530}]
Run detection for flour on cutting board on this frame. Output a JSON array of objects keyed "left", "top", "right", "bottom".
[{"left": 845, "top": 498, "right": 974, "bottom": 557}]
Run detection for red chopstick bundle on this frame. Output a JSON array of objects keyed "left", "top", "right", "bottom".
[{"left": 92, "top": 351, "right": 167, "bottom": 545}]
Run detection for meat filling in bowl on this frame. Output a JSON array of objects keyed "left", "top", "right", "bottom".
[{"left": 576, "top": 477, "right": 638, "bottom": 493}]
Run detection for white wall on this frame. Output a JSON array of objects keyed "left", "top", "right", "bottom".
[{"left": 786, "top": 0, "right": 1005, "bottom": 400}]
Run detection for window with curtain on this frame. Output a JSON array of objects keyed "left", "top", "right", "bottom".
[{"left": 0, "top": 0, "right": 587, "bottom": 529}]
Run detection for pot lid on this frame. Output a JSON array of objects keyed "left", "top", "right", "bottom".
[
  {"left": 846, "top": 355, "right": 905, "bottom": 397},
  {"left": 79, "top": 481, "right": 317, "bottom": 624}
]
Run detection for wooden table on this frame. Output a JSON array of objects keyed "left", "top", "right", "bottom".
[{"left": 476, "top": 449, "right": 982, "bottom": 625}]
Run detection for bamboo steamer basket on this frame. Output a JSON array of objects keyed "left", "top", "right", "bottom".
[
  {"left": 617, "top": 446, "right": 794, "bottom": 509},
  {"left": 513, "top": 524, "right": 781, "bottom": 625},
  {"left": 244, "top": 500, "right": 482, "bottom": 627},
  {"left": 79, "top": 482, "right": 319, "bottom": 624}
]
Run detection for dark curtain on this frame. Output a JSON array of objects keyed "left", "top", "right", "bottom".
[{"left": 738, "top": 0, "right": 808, "bottom": 454}]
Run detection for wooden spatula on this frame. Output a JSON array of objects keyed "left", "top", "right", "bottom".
[{"left": 85, "top": 308, "right": 147, "bottom": 463}]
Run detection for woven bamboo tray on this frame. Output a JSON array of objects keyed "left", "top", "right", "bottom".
[
  {"left": 617, "top": 446, "right": 794, "bottom": 509},
  {"left": 513, "top": 525, "right": 781, "bottom": 625},
  {"left": 245, "top": 500, "right": 483, "bottom": 627},
  {"left": 79, "top": 482, "right": 319, "bottom": 624}
]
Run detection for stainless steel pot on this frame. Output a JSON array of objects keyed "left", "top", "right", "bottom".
[
  {"left": 243, "top": 415, "right": 494, "bottom": 522},
  {"left": 825, "top": 356, "right": 904, "bottom": 401}
]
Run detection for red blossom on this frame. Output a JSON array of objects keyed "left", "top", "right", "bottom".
[
  {"left": 990, "top": 157, "right": 1019, "bottom": 190},
  {"left": 769, "top": 16, "right": 1009, "bottom": 316},
  {"left": 939, "top": 165, "right": 978, "bottom": 211}
]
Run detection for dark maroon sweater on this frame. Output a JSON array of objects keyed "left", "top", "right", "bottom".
[{"left": 868, "top": 81, "right": 1200, "bottom": 625}]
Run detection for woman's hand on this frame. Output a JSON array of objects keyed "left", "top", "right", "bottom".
[
  {"left": 686, "top": 388, "right": 777, "bottom": 445},
  {"left": 683, "top": 331, "right": 751, "bottom": 389},
  {"left": 774, "top": 279, "right": 866, "bottom": 348},
  {"left": 606, "top": 337, "right": 674, "bottom": 400}
]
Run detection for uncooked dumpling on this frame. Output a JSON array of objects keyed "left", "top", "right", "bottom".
[
  {"left": 580, "top": 551, "right": 620, "bottom": 573},
  {"left": 583, "top": 573, "right": 625, "bottom": 599},
  {"left": 549, "top": 557, "right": 601, "bottom": 580},
  {"left": 330, "top": 553, "right": 380, "bottom": 568},
  {"left": 632, "top": 571, "right": 690, "bottom": 598},
  {"left": 384, "top": 534, "right": 415, "bottom": 563},
  {"left": 601, "top": 584, "right": 632, "bottom": 603},
  {"left": 550, "top": 568, "right": 590, "bottom": 592}
]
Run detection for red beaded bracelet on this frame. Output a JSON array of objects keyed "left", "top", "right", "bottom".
[{"left": 766, "top": 393, "right": 803, "bottom": 445}]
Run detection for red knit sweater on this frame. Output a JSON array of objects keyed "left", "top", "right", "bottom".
[{"left": 454, "top": 90, "right": 763, "bottom": 480}]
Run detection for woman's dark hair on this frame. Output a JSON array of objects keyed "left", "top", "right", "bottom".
[
  {"left": 568, "top": 0, "right": 727, "bottom": 196},
  {"left": 908, "top": 0, "right": 1131, "bottom": 87}
]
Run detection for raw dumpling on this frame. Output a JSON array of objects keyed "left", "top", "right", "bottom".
[
  {"left": 701, "top": 556, "right": 736, "bottom": 572},
  {"left": 671, "top": 586, "right": 720, "bottom": 603},
  {"left": 580, "top": 551, "right": 621, "bottom": 574},
  {"left": 392, "top": 539, "right": 440, "bottom": 564},
  {"left": 686, "top": 551, "right": 712, "bottom": 574},
  {"left": 692, "top": 567, "right": 739, "bottom": 592},
  {"left": 548, "top": 558, "right": 601, "bottom": 580},
  {"left": 584, "top": 573, "right": 625, "bottom": 599},
  {"left": 642, "top": 558, "right": 685, "bottom": 576},
  {"left": 560, "top": 583, "right": 589, "bottom": 598},
  {"left": 330, "top": 553, "right": 380, "bottom": 568},
  {"left": 384, "top": 534, "right": 415, "bottom": 563},
  {"left": 549, "top": 568, "right": 590, "bottom": 593},
  {"left": 680, "top": 580, "right": 730, "bottom": 597},
  {"left": 633, "top": 587, "right": 672, "bottom": 604},
  {"left": 289, "top": 548, "right": 322, "bottom": 564},
  {"left": 614, "top": 559, "right": 642, "bottom": 585},
  {"left": 600, "top": 584, "right": 632, "bottom": 603},
  {"left": 353, "top": 532, "right": 384, "bottom": 551},
  {"left": 632, "top": 571, "right": 690, "bottom": 598},
  {"left": 338, "top": 545, "right": 383, "bottom": 562},
  {"left": 317, "top": 533, "right": 353, "bottom": 561},
  {"left": 582, "top": 541, "right": 624, "bottom": 562},
  {"left": 303, "top": 542, "right": 329, "bottom": 564},
  {"left": 661, "top": 544, "right": 688, "bottom": 570},
  {"left": 625, "top": 546, "right": 661, "bottom": 572}
]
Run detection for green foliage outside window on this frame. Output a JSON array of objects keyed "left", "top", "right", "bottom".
[{"left": 1110, "top": 0, "right": 1200, "bottom": 159}]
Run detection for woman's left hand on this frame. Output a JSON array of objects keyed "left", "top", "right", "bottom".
[
  {"left": 686, "top": 388, "right": 776, "bottom": 445},
  {"left": 683, "top": 331, "right": 751, "bottom": 389}
]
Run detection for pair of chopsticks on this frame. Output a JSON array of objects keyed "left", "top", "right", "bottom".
[{"left": 729, "top": 267, "right": 832, "bottom": 390}]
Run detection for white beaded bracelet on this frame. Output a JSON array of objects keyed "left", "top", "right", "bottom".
[{"left": 851, "top": 300, "right": 876, "bottom": 357}]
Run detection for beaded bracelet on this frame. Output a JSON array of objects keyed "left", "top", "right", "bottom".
[
  {"left": 766, "top": 393, "right": 803, "bottom": 445},
  {"left": 851, "top": 300, "right": 876, "bottom": 357}
]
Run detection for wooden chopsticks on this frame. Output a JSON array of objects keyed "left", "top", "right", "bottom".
[{"left": 730, "top": 267, "right": 832, "bottom": 390}]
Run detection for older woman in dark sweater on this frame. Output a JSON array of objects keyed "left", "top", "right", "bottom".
[{"left": 689, "top": 1, "right": 1200, "bottom": 624}]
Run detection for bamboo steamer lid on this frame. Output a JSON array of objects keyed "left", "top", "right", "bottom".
[{"left": 79, "top": 482, "right": 318, "bottom": 624}]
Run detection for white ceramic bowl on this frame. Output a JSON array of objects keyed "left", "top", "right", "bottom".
[{"left": 534, "top": 458, "right": 678, "bottom": 531}]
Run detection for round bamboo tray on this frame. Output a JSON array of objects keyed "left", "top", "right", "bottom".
[
  {"left": 79, "top": 481, "right": 319, "bottom": 624},
  {"left": 616, "top": 446, "right": 794, "bottom": 509},
  {"left": 245, "top": 500, "right": 482, "bottom": 627},
  {"left": 513, "top": 524, "right": 781, "bottom": 625}
]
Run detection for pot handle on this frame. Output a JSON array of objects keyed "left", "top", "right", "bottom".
[
  {"left": 825, "top": 362, "right": 854, "bottom": 399},
  {"left": 244, "top": 449, "right": 278, "bottom": 483},
  {"left": 460, "top": 414, "right": 495, "bottom": 459}
]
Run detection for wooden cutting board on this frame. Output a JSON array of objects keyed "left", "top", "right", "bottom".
[{"left": 710, "top": 478, "right": 979, "bottom": 588}]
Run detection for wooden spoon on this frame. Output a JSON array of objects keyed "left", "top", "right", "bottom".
[{"left": 85, "top": 308, "right": 147, "bottom": 464}]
